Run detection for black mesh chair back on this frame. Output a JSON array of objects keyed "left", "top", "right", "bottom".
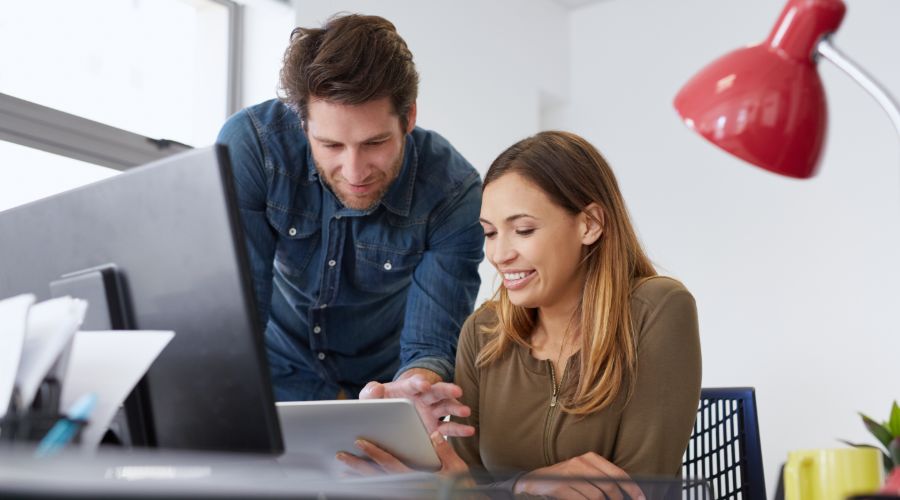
[{"left": 682, "top": 387, "right": 766, "bottom": 500}]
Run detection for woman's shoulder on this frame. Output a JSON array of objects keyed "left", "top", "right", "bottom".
[
  {"left": 459, "top": 303, "right": 500, "bottom": 347},
  {"left": 462, "top": 303, "right": 499, "bottom": 333},
  {"left": 631, "top": 276, "right": 692, "bottom": 306},
  {"left": 470, "top": 302, "right": 499, "bottom": 323},
  {"left": 630, "top": 276, "right": 698, "bottom": 340}
]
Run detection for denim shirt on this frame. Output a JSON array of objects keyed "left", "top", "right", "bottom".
[{"left": 217, "top": 99, "right": 484, "bottom": 401}]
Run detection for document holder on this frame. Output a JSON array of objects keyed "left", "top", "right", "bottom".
[
  {"left": 50, "top": 264, "right": 155, "bottom": 448},
  {"left": 0, "top": 379, "right": 65, "bottom": 443}
]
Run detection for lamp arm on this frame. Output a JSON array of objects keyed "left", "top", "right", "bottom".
[{"left": 817, "top": 37, "right": 900, "bottom": 137}]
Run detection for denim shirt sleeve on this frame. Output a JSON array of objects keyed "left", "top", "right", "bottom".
[
  {"left": 395, "top": 170, "right": 484, "bottom": 382},
  {"left": 216, "top": 110, "right": 277, "bottom": 331}
]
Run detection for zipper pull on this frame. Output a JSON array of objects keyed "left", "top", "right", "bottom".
[{"left": 550, "top": 396, "right": 557, "bottom": 408}]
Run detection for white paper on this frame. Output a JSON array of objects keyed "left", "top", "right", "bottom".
[
  {"left": 60, "top": 330, "right": 174, "bottom": 450},
  {"left": 15, "top": 297, "right": 87, "bottom": 409},
  {"left": 0, "top": 294, "right": 35, "bottom": 418}
]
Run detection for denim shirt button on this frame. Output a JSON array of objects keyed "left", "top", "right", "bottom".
[
  {"left": 328, "top": 259, "right": 336, "bottom": 267},
  {"left": 313, "top": 325, "right": 321, "bottom": 334},
  {"left": 317, "top": 352, "right": 326, "bottom": 360},
  {"left": 288, "top": 227, "right": 297, "bottom": 236},
  {"left": 335, "top": 215, "right": 342, "bottom": 220},
  {"left": 383, "top": 261, "right": 392, "bottom": 271}
]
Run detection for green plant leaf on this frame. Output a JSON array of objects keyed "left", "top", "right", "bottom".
[
  {"left": 861, "top": 412, "right": 894, "bottom": 448},
  {"left": 890, "top": 437, "right": 900, "bottom": 468},
  {"left": 889, "top": 401, "right": 900, "bottom": 437}
]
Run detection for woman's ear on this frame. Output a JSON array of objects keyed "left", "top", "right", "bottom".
[{"left": 579, "top": 203, "right": 604, "bottom": 246}]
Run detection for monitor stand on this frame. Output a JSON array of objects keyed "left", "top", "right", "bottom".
[{"left": 50, "top": 264, "right": 155, "bottom": 447}]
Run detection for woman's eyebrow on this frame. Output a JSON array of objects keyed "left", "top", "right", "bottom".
[{"left": 479, "top": 213, "right": 536, "bottom": 225}]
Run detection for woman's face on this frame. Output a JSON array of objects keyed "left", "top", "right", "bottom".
[{"left": 480, "top": 172, "right": 597, "bottom": 312}]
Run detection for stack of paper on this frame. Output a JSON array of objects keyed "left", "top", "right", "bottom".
[
  {"left": 0, "top": 294, "right": 174, "bottom": 450},
  {"left": 0, "top": 294, "right": 34, "bottom": 420},
  {"left": 61, "top": 330, "right": 173, "bottom": 448}
]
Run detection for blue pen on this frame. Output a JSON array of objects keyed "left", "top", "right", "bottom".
[{"left": 35, "top": 393, "right": 97, "bottom": 458}]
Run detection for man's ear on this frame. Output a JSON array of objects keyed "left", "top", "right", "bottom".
[
  {"left": 405, "top": 101, "right": 417, "bottom": 134},
  {"left": 580, "top": 203, "right": 605, "bottom": 246}
]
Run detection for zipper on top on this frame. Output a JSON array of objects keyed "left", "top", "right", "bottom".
[{"left": 542, "top": 360, "right": 560, "bottom": 466}]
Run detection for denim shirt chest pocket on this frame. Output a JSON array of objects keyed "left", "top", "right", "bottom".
[
  {"left": 267, "top": 205, "right": 320, "bottom": 278},
  {"left": 353, "top": 242, "right": 423, "bottom": 294}
]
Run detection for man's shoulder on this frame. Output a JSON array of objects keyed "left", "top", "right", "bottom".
[
  {"left": 220, "top": 99, "right": 304, "bottom": 141},
  {"left": 409, "top": 127, "right": 480, "bottom": 193}
]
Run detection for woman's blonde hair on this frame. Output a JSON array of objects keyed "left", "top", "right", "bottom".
[{"left": 477, "top": 131, "right": 656, "bottom": 415}]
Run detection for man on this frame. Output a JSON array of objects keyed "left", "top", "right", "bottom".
[{"left": 217, "top": 13, "right": 483, "bottom": 423}]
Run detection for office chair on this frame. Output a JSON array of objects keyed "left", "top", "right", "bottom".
[{"left": 683, "top": 387, "right": 766, "bottom": 500}]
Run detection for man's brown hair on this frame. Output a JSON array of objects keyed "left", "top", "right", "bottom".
[{"left": 279, "top": 14, "right": 419, "bottom": 131}]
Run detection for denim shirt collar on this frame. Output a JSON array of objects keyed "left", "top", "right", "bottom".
[
  {"left": 379, "top": 137, "right": 417, "bottom": 217},
  {"left": 305, "top": 134, "right": 418, "bottom": 218}
]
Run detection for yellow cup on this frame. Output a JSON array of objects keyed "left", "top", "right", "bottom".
[{"left": 784, "top": 447, "right": 884, "bottom": 500}]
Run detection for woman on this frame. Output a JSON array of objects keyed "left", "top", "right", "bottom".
[{"left": 341, "top": 131, "right": 701, "bottom": 498}]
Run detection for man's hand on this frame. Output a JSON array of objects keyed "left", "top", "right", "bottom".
[
  {"left": 514, "top": 452, "right": 646, "bottom": 500},
  {"left": 359, "top": 369, "right": 475, "bottom": 437}
]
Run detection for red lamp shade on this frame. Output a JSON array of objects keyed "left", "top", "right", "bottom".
[{"left": 674, "top": 0, "right": 846, "bottom": 178}]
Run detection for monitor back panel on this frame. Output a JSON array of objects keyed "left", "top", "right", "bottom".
[{"left": 0, "top": 146, "right": 282, "bottom": 453}]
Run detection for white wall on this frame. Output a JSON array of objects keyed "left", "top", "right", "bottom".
[
  {"left": 240, "top": 0, "right": 296, "bottom": 107},
  {"left": 292, "top": 0, "right": 570, "bottom": 304},
  {"left": 567, "top": 0, "right": 900, "bottom": 492}
]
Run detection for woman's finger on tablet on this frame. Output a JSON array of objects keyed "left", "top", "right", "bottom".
[
  {"left": 336, "top": 451, "right": 383, "bottom": 475},
  {"left": 429, "top": 431, "right": 469, "bottom": 474},
  {"left": 355, "top": 439, "right": 412, "bottom": 474}
]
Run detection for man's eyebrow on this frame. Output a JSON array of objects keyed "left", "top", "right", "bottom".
[
  {"left": 363, "top": 132, "right": 392, "bottom": 142},
  {"left": 311, "top": 132, "right": 393, "bottom": 144}
]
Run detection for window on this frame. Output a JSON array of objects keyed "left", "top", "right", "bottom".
[
  {"left": 0, "top": 0, "right": 246, "bottom": 212},
  {"left": 0, "top": 0, "right": 296, "bottom": 213},
  {"left": 0, "top": 0, "right": 232, "bottom": 147}
]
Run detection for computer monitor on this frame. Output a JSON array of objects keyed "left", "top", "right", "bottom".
[{"left": 0, "top": 146, "right": 283, "bottom": 454}]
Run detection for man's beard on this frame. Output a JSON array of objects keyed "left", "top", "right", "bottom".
[{"left": 314, "top": 138, "right": 405, "bottom": 211}]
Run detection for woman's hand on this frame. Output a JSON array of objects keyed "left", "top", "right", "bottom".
[
  {"left": 336, "top": 430, "right": 469, "bottom": 478},
  {"left": 514, "top": 452, "right": 645, "bottom": 500}
]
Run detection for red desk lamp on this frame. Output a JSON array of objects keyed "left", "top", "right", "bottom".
[{"left": 674, "top": 0, "right": 900, "bottom": 179}]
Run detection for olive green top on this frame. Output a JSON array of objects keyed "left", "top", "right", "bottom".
[{"left": 450, "top": 276, "right": 702, "bottom": 480}]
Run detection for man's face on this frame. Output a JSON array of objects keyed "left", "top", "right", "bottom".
[{"left": 306, "top": 97, "right": 415, "bottom": 211}]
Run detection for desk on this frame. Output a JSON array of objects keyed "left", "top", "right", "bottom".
[
  {"left": 0, "top": 446, "right": 713, "bottom": 499},
  {"left": 0, "top": 447, "right": 440, "bottom": 499}
]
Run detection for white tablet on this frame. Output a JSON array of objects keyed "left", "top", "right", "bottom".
[{"left": 276, "top": 398, "right": 441, "bottom": 471}]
